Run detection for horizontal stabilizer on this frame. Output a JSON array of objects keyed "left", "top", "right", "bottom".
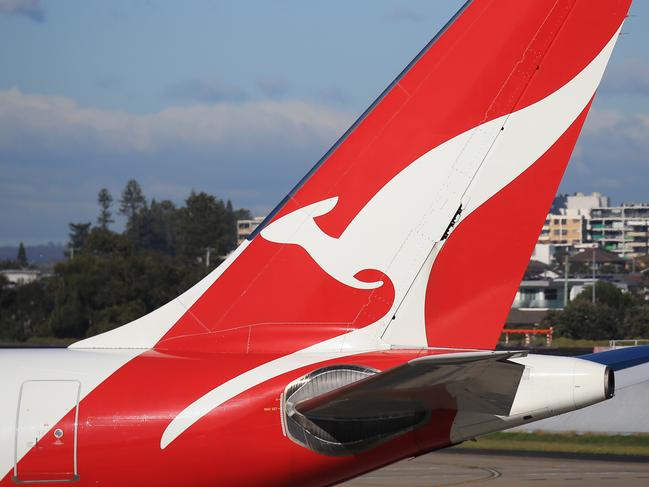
[
  {"left": 581, "top": 346, "right": 649, "bottom": 371},
  {"left": 283, "top": 351, "right": 526, "bottom": 455}
]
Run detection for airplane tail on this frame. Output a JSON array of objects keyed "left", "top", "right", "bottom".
[{"left": 72, "top": 0, "right": 632, "bottom": 353}]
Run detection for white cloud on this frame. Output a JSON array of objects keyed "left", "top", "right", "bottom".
[
  {"left": 0, "top": 88, "right": 351, "bottom": 156},
  {"left": 562, "top": 108, "right": 649, "bottom": 203},
  {"left": 582, "top": 108, "right": 649, "bottom": 143},
  {"left": 5, "top": 88, "right": 647, "bottom": 244},
  {"left": 600, "top": 58, "right": 649, "bottom": 97},
  {"left": 0, "top": 89, "right": 352, "bottom": 243}
]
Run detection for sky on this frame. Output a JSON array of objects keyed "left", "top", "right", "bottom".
[{"left": 1, "top": 0, "right": 649, "bottom": 245}]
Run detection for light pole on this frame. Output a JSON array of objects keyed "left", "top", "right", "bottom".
[
  {"left": 205, "top": 247, "right": 214, "bottom": 268},
  {"left": 592, "top": 248, "right": 596, "bottom": 304},
  {"left": 576, "top": 243, "right": 598, "bottom": 304},
  {"left": 563, "top": 252, "right": 570, "bottom": 307}
]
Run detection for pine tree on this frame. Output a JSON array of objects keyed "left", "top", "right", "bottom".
[
  {"left": 68, "top": 222, "right": 92, "bottom": 256},
  {"left": 97, "top": 188, "right": 114, "bottom": 230},
  {"left": 119, "top": 180, "right": 147, "bottom": 220},
  {"left": 16, "top": 242, "right": 28, "bottom": 267}
]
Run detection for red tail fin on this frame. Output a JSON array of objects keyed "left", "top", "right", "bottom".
[{"left": 72, "top": 0, "right": 631, "bottom": 353}]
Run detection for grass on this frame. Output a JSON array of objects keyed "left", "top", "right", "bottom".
[
  {"left": 499, "top": 337, "right": 611, "bottom": 349},
  {"left": 456, "top": 431, "right": 649, "bottom": 457},
  {"left": 550, "top": 337, "right": 611, "bottom": 348}
]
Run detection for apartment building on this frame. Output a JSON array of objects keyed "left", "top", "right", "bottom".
[
  {"left": 538, "top": 192, "right": 609, "bottom": 246},
  {"left": 565, "top": 192, "right": 610, "bottom": 216},
  {"left": 539, "top": 214, "right": 586, "bottom": 245},
  {"left": 589, "top": 204, "right": 649, "bottom": 257},
  {"left": 236, "top": 217, "right": 266, "bottom": 245}
]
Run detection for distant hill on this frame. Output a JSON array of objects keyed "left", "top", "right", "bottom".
[{"left": 0, "top": 243, "right": 66, "bottom": 267}]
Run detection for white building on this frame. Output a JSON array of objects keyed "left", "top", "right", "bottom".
[
  {"left": 0, "top": 269, "right": 43, "bottom": 286},
  {"left": 531, "top": 243, "right": 556, "bottom": 266},
  {"left": 237, "top": 217, "right": 266, "bottom": 245},
  {"left": 565, "top": 192, "right": 610, "bottom": 217},
  {"left": 589, "top": 204, "right": 649, "bottom": 258}
]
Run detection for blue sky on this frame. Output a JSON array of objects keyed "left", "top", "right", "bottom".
[{"left": 1, "top": 0, "right": 648, "bottom": 245}]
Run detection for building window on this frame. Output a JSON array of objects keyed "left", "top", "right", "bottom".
[{"left": 544, "top": 289, "right": 558, "bottom": 301}]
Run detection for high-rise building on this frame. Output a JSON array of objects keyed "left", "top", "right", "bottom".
[{"left": 589, "top": 204, "right": 649, "bottom": 257}]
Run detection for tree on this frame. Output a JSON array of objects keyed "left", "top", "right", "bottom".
[
  {"left": 68, "top": 222, "right": 92, "bottom": 256},
  {"left": 623, "top": 305, "right": 649, "bottom": 339},
  {"left": 223, "top": 200, "right": 237, "bottom": 251},
  {"left": 234, "top": 208, "right": 252, "bottom": 222},
  {"left": 119, "top": 180, "right": 147, "bottom": 249},
  {"left": 575, "top": 281, "right": 635, "bottom": 311},
  {"left": 16, "top": 242, "right": 28, "bottom": 267},
  {"left": 553, "top": 300, "right": 621, "bottom": 340},
  {"left": 49, "top": 294, "right": 88, "bottom": 338},
  {"left": 0, "top": 280, "right": 55, "bottom": 341},
  {"left": 176, "top": 191, "right": 228, "bottom": 265},
  {"left": 84, "top": 227, "right": 131, "bottom": 257},
  {"left": 549, "top": 282, "right": 643, "bottom": 340},
  {"left": 119, "top": 180, "right": 147, "bottom": 220},
  {"left": 97, "top": 188, "right": 114, "bottom": 230},
  {"left": 1, "top": 184, "right": 255, "bottom": 343},
  {"left": 128, "top": 199, "right": 178, "bottom": 254}
]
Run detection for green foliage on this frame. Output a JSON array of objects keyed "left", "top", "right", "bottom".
[
  {"left": 16, "top": 242, "right": 28, "bottom": 267},
  {"left": 1, "top": 179, "right": 250, "bottom": 343},
  {"left": 84, "top": 227, "right": 131, "bottom": 257},
  {"left": 129, "top": 199, "right": 177, "bottom": 254},
  {"left": 575, "top": 280, "right": 635, "bottom": 310},
  {"left": 0, "top": 260, "right": 18, "bottom": 270},
  {"left": 68, "top": 222, "right": 91, "bottom": 254},
  {"left": 552, "top": 300, "right": 620, "bottom": 340},
  {"left": 548, "top": 281, "right": 649, "bottom": 340},
  {"left": 119, "top": 179, "right": 147, "bottom": 220},
  {"left": 624, "top": 305, "right": 649, "bottom": 339},
  {"left": 176, "top": 191, "right": 231, "bottom": 264},
  {"left": 234, "top": 207, "right": 252, "bottom": 222},
  {"left": 97, "top": 188, "right": 114, "bottom": 230},
  {"left": 0, "top": 281, "right": 54, "bottom": 341},
  {"left": 48, "top": 249, "right": 192, "bottom": 338}
]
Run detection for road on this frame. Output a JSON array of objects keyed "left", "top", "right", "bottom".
[{"left": 341, "top": 449, "right": 649, "bottom": 486}]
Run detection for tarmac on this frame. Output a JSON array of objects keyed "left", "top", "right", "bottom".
[{"left": 341, "top": 449, "right": 649, "bottom": 486}]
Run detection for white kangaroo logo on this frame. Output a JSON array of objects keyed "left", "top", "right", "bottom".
[
  {"left": 259, "top": 28, "right": 616, "bottom": 300},
  {"left": 261, "top": 196, "right": 386, "bottom": 290}
]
